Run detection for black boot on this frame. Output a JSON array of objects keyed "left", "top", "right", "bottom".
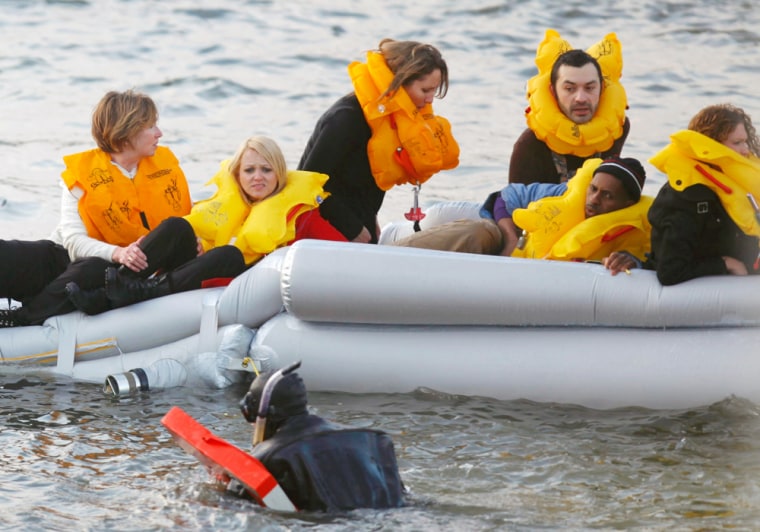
[
  {"left": 0, "top": 307, "right": 19, "bottom": 328},
  {"left": 65, "top": 282, "right": 110, "bottom": 315},
  {"left": 105, "top": 267, "right": 172, "bottom": 309}
]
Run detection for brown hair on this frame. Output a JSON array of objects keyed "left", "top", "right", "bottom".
[
  {"left": 91, "top": 90, "right": 158, "bottom": 153},
  {"left": 688, "top": 103, "right": 760, "bottom": 157},
  {"left": 227, "top": 136, "right": 288, "bottom": 203},
  {"left": 377, "top": 38, "right": 449, "bottom": 99}
]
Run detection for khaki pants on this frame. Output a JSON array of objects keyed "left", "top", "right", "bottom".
[{"left": 391, "top": 218, "right": 503, "bottom": 255}]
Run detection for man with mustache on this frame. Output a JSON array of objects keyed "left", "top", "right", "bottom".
[{"left": 509, "top": 31, "right": 630, "bottom": 185}]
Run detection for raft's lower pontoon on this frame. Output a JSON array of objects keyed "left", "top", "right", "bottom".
[{"left": 2, "top": 237, "right": 758, "bottom": 410}]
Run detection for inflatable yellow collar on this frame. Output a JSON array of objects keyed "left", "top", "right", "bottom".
[
  {"left": 525, "top": 29, "right": 628, "bottom": 158},
  {"left": 185, "top": 163, "right": 329, "bottom": 264},
  {"left": 650, "top": 130, "right": 760, "bottom": 238},
  {"left": 512, "top": 158, "right": 652, "bottom": 261}
]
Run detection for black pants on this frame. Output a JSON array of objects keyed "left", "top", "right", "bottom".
[
  {"left": 14, "top": 217, "right": 247, "bottom": 325},
  {"left": 0, "top": 239, "right": 70, "bottom": 302}
]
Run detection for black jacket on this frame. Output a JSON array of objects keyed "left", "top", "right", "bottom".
[
  {"left": 647, "top": 182, "right": 759, "bottom": 285},
  {"left": 252, "top": 414, "right": 405, "bottom": 512},
  {"left": 298, "top": 93, "right": 382, "bottom": 242}
]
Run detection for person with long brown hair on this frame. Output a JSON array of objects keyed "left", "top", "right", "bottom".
[{"left": 298, "top": 38, "right": 459, "bottom": 243}]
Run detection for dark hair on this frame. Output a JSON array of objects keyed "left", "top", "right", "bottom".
[
  {"left": 688, "top": 103, "right": 760, "bottom": 157},
  {"left": 550, "top": 49, "right": 603, "bottom": 92},
  {"left": 377, "top": 38, "right": 449, "bottom": 99},
  {"left": 91, "top": 90, "right": 158, "bottom": 153},
  {"left": 594, "top": 157, "right": 646, "bottom": 202}
]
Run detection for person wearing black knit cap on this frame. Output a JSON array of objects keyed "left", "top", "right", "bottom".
[
  {"left": 592, "top": 157, "right": 646, "bottom": 203},
  {"left": 238, "top": 370, "right": 406, "bottom": 512},
  {"left": 394, "top": 156, "right": 651, "bottom": 275}
]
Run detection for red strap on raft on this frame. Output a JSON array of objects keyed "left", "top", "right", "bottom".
[
  {"left": 200, "top": 277, "right": 234, "bottom": 289},
  {"left": 161, "top": 406, "right": 297, "bottom": 512}
]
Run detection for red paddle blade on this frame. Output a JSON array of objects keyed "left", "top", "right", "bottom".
[{"left": 161, "top": 406, "right": 297, "bottom": 512}]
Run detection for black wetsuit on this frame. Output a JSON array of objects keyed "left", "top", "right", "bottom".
[{"left": 252, "top": 414, "right": 405, "bottom": 512}]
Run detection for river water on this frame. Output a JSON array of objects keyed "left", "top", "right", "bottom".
[{"left": 2, "top": 0, "right": 760, "bottom": 529}]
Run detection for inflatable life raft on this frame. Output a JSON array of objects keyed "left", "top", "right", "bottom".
[{"left": 2, "top": 210, "right": 760, "bottom": 409}]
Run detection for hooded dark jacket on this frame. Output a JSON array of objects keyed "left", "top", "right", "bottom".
[
  {"left": 647, "top": 182, "right": 759, "bottom": 285},
  {"left": 251, "top": 413, "right": 405, "bottom": 512}
]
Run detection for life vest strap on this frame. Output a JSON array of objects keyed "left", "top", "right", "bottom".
[{"left": 695, "top": 163, "right": 733, "bottom": 194}]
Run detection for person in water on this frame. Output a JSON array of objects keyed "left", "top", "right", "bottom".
[
  {"left": 509, "top": 29, "right": 630, "bottom": 185},
  {"left": 298, "top": 38, "right": 459, "bottom": 243},
  {"left": 394, "top": 156, "right": 650, "bottom": 275},
  {"left": 66, "top": 135, "right": 346, "bottom": 313},
  {"left": 239, "top": 370, "right": 406, "bottom": 512},
  {"left": 647, "top": 103, "right": 760, "bottom": 285},
  {"left": 0, "top": 89, "right": 200, "bottom": 328}
]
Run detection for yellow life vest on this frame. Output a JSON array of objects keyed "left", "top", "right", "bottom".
[
  {"left": 348, "top": 51, "right": 460, "bottom": 191},
  {"left": 525, "top": 29, "right": 628, "bottom": 158},
  {"left": 512, "top": 158, "right": 652, "bottom": 261},
  {"left": 185, "top": 163, "right": 330, "bottom": 265},
  {"left": 61, "top": 146, "right": 191, "bottom": 246},
  {"left": 650, "top": 129, "right": 760, "bottom": 238}
]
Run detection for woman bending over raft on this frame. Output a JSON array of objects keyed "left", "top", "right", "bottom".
[{"left": 298, "top": 38, "right": 459, "bottom": 243}]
